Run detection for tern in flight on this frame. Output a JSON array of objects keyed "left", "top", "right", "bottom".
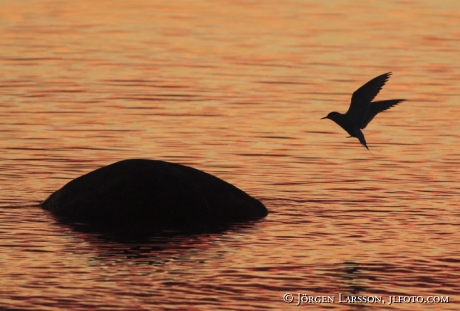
[{"left": 321, "top": 72, "right": 406, "bottom": 150}]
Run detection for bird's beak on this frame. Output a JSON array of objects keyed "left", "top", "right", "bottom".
[{"left": 321, "top": 116, "right": 327, "bottom": 119}]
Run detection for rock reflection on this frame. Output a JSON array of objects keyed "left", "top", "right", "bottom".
[{"left": 49, "top": 214, "right": 263, "bottom": 267}]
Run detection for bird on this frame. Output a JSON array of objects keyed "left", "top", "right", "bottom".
[{"left": 321, "top": 72, "right": 406, "bottom": 150}]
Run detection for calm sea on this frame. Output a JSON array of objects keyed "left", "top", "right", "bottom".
[{"left": 0, "top": 0, "right": 459, "bottom": 310}]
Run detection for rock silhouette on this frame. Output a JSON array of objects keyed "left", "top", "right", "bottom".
[{"left": 41, "top": 159, "right": 268, "bottom": 231}]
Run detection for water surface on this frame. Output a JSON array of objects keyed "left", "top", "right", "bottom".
[{"left": 1, "top": 0, "right": 459, "bottom": 310}]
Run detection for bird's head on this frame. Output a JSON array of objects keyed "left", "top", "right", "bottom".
[{"left": 321, "top": 112, "right": 340, "bottom": 120}]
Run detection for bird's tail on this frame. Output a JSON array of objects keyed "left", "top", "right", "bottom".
[{"left": 355, "top": 129, "right": 369, "bottom": 150}]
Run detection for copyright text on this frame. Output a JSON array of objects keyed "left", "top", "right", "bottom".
[{"left": 282, "top": 293, "right": 449, "bottom": 305}]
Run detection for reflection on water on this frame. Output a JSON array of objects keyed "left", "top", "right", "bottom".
[{"left": 1, "top": 0, "right": 460, "bottom": 310}]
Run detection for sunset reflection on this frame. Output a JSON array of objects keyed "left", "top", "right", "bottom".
[{"left": 0, "top": 0, "right": 459, "bottom": 310}]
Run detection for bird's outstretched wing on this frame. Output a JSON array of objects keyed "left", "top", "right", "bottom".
[
  {"left": 361, "top": 99, "right": 406, "bottom": 129},
  {"left": 346, "top": 72, "right": 392, "bottom": 126}
]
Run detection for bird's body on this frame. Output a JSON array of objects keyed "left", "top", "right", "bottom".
[{"left": 322, "top": 72, "right": 406, "bottom": 150}]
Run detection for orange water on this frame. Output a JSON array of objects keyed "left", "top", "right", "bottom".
[{"left": 0, "top": 1, "right": 459, "bottom": 310}]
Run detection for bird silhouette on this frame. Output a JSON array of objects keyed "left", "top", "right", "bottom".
[{"left": 321, "top": 72, "right": 406, "bottom": 150}]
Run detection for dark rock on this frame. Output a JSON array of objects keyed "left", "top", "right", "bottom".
[{"left": 41, "top": 159, "right": 268, "bottom": 231}]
